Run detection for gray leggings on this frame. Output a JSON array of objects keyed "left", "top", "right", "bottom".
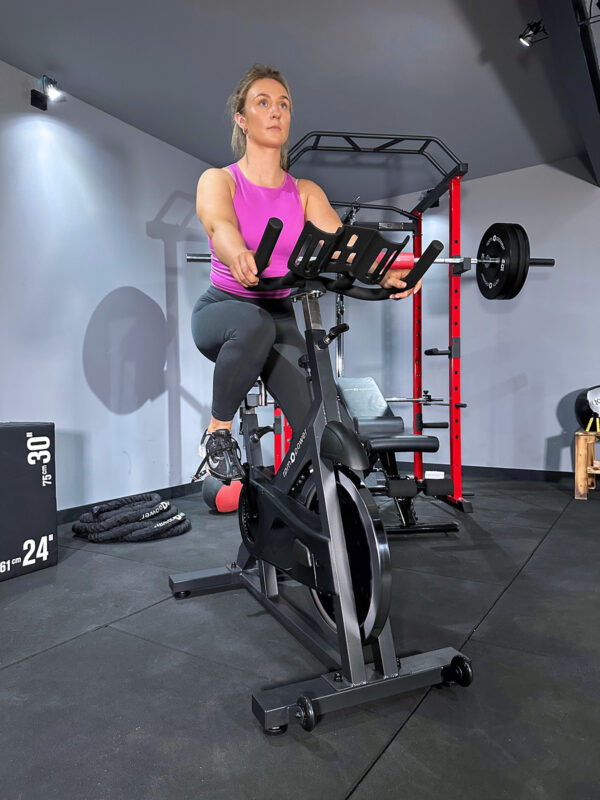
[{"left": 191, "top": 286, "right": 311, "bottom": 431}]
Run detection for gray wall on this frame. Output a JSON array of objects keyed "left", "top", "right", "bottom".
[
  {"left": 0, "top": 59, "right": 213, "bottom": 509},
  {"left": 341, "top": 158, "right": 599, "bottom": 473}
]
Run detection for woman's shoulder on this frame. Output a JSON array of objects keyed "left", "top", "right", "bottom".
[
  {"left": 295, "top": 177, "right": 327, "bottom": 194},
  {"left": 295, "top": 178, "right": 328, "bottom": 200},
  {"left": 197, "top": 166, "right": 235, "bottom": 196}
]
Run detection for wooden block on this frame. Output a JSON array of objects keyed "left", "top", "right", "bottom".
[{"left": 575, "top": 430, "right": 598, "bottom": 500}]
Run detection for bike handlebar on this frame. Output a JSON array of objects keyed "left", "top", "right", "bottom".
[
  {"left": 248, "top": 218, "right": 442, "bottom": 300},
  {"left": 254, "top": 217, "right": 283, "bottom": 274}
]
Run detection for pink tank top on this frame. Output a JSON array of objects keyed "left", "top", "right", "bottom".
[{"left": 208, "top": 162, "right": 305, "bottom": 299}]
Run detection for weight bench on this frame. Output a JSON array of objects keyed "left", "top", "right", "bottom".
[{"left": 336, "top": 376, "right": 459, "bottom": 535}]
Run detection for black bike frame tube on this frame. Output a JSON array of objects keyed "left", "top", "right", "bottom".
[{"left": 299, "top": 294, "right": 367, "bottom": 685}]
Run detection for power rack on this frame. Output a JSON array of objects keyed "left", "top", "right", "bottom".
[{"left": 279, "top": 131, "right": 472, "bottom": 512}]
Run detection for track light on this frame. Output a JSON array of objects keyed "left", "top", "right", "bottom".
[
  {"left": 30, "top": 74, "right": 63, "bottom": 111},
  {"left": 519, "top": 19, "right": 548, "bottom": 47},
  {"left": 43, "top": 75, "right": 62, "bottom": 102}
]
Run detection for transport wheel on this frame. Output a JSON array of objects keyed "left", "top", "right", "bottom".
[
  {"left": 295, "top": 467, "right": 392, "bottom": 644},
  {"left": 442, "top": 655, "right": 474, "bottom": 687},
  {"left": 296, "top": 695, "right": 317, "bottom": 731}
]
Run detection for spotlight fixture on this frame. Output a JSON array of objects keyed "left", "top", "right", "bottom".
[
  {"left": 30, "top": 74, "right": 63, "bottom": 111},
  {"left": 519, "top": 19, "right": 548, "bottom": 47}
]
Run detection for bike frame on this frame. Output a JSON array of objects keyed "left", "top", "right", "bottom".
[
  {"left": 170, "top": 278, "right": 468, "bottom": 733},
  {"left": 239, "top": 285, "right": 398, "bottom": 685}
]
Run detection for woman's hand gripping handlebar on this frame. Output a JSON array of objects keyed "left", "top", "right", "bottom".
[
  {"left": 244, "top": 217, "right": 297, "bottom": 292},
  {"left": 248, "top": 217, "right": 310, "bottom": 292},
  {"left": 227, "top": 218, "right": 283, "bottom": 289},
  {"left": 325, "top": 239, "right": 444, "bottom": 300}
]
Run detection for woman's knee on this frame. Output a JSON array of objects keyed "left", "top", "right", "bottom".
[{"left": 193, "top": 301, "right": 277, "bottom": 366}]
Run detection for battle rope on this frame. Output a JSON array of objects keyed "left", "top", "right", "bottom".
[{"left": 72, "top": 492, "right": 191, "bottom": 542}]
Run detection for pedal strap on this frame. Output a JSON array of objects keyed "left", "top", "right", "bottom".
[{"left": 207, "top": 435, "right": 241, "bottom": 458}]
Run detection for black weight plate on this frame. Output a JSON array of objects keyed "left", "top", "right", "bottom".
[
  {"left": 505, "top": 223, "right": 530, "bottom": 299},
  {"left": 476, "top": 223, "right": 510, "bottom": 299},
  {"left": 476, "top": 223, "right": 504, "bottom": 298},
  {"left": 476, "top": 223, "right": 520, "bottom": 299},
  {"left": 506, "top": 223, "right": 526, "bottom": 299},
  {"left": 499, "top": 223, "right": 522, "bottom": 300}
]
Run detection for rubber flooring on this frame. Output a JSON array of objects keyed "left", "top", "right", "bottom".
[{"left": 1, "top": 479, "right": 598, "bottom": 800}]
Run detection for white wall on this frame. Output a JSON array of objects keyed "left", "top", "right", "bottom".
[
  {"left": 0, "top": 59, "right": 213, "bottom": 508},
  {"left": 342, "top": 158, "right": 600, "bottom": 472}
]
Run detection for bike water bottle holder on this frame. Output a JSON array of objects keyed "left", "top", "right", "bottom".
[{"left": 288, "top": 222, "right": 410, "bottom": 285}]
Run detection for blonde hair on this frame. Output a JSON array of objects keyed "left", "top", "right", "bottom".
[{"left": 228, "top": 63, "right": 293, "bottom": 170}]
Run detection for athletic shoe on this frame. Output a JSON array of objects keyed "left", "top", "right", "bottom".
[
  {"left": 192, "top": 429, "right": 211, "bottom": 482},
  {"left": 192, "top": 430, "right": 210, "bottom": 482},
  {"left": 197, "top": 428, "right": 245, "bottom": 484}
]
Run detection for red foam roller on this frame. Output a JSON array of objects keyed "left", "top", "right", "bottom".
[
  {"left": 375, "top": 252, "right": 415, "bottom": 269},
  {"left": 390, "top": 253, "right": 415, "bottom": 269}
]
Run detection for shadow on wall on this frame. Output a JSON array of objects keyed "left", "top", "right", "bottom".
[
  {"left": 82, "top": 191, "right": 209, "bottom": 490},
  {"left": 146, "top": 191, "right": 207, "bottom": 485},
  {"left": 545, "top": 387, "right": 586, "bottom": 472},
  {"left": 83, "top": 287, "right": 167, "bottom": 414}
]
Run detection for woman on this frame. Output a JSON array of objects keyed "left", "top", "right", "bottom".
[{"left": 192, "top": 63, "right": 420, "bottom": 483}]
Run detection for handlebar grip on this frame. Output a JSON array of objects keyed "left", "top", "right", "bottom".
[
  {"left": 254, "top": 217, "right": 283, "bottom": 275},
  {"left": 401, "top": 240, "right": 444, "bottom": 290}
]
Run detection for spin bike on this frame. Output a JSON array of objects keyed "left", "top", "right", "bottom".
[{"left": 170, "top": 218, "right": 473, "bottom": 734}]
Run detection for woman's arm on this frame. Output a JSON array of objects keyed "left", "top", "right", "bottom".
[
  {"left": 298, "top": 179, "right": 342, "bottom": 233},
  {"left": 298, "top": 179, "right": 420, "bottom": 300},
  {"left": 196, "top": 169, "right": 259, "bottom": 288}
]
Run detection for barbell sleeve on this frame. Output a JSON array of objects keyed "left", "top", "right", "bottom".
[{"left": 528, "top": 258, "right": 555, "bottom": 266}]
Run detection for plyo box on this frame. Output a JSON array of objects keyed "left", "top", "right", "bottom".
[{"left": 0, "top": 422, "right": 58, "bottom": 582}]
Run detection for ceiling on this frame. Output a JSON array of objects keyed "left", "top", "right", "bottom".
[{"left": 0, "top": 0, "right": 589, "bottom": 202}]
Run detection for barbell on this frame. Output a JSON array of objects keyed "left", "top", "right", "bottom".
[
  {"left": 187, "top": 221, "right": 555, "bottom": 300},
  {"left": 381, "top": 223, "right": 554, "bottom": 299}
]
